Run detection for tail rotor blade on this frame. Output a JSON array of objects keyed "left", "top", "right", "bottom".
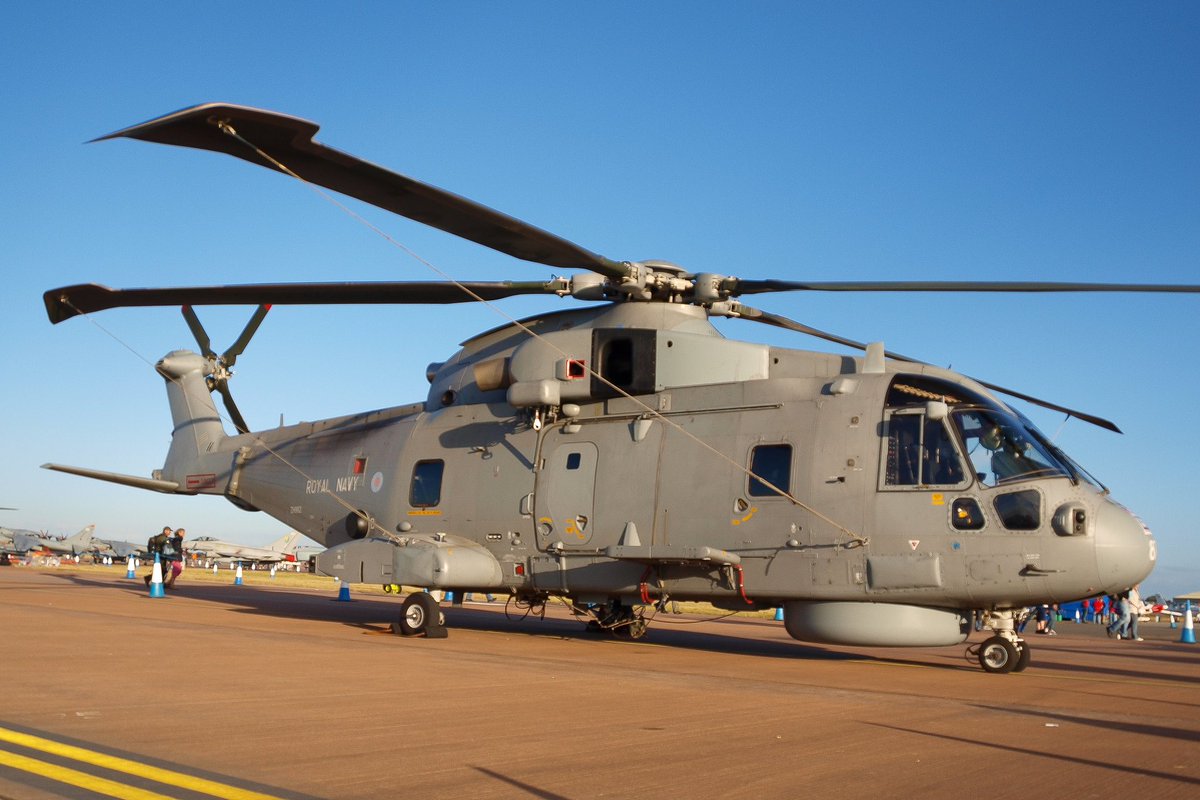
[
  {"left": 214, "top": 382, "right": 250, "bottom": 435},
  {"left": 181, "top": 305, "right": 214, "bottom": 357},
  {"left": 224, "top": 304, "right": 271, "bottom": 367}
]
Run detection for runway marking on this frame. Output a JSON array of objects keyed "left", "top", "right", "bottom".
[
  {"left": 0, "top": 749, "right": 175, "bottom": 799},
  {"left": 0, "top": 725, "right": 287, "bottom": 799}
]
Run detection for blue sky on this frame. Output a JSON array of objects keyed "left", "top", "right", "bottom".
[{"left": 3, "top": 3, "right": 1197, "bottom": 597}]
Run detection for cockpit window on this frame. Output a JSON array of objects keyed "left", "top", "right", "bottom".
[
  {"left": 952, "top": 409, "right": 1070, "bottom": 487},
  {"left": 884, "top": 414, "right": 967, "bottom": 487},
  {"left": 885, "top": 374, "right": 1080, "bottom": 489}
]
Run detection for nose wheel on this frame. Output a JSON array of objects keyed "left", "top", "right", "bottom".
[
  {"left": 977, "top": 635, "right": 1031, "bottom": 673},
  {"left": 972, "top": 610, "right": 1031, "bottom": 673}
]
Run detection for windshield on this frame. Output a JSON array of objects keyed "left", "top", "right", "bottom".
[{"left": 952, "top": 408, "right": 1071, "bottom": 487}]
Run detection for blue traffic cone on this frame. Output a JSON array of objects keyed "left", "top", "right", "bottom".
[
  {"left": 336, "top": 580, "right": 351, "bottom": 602},
  {"left": 148, "top": 555, "right": 165, "bottom": 598},
  {"left": 234, "top": 563, "right": 244, "bottom": 586},
  {"left": 1170, "top": 614, "right": 1178, "bottom": 629},
  {"left": 125, "top": 556, "right": 136, "bottom": 580},
  {"left": 774, "top": 607, "right": 784, "bottom": 621},
  {"left": 1181, "top": 604, "right": 1196, "bottom": 644}
]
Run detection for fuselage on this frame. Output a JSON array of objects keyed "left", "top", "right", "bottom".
[{"left": 161, "top": 303, "right": 1155, "bottom": 613}]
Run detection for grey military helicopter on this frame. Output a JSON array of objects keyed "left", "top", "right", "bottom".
[{"left": 43, "top": 104, "right": 1196, "bottom": 673}]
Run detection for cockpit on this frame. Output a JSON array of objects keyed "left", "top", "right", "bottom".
[{"left": 882, "top": 376, "right": 1096, "bottom": 491}]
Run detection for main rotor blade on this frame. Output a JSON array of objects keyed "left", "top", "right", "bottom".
[
  {"left": 44, "top": 280, "right": 565, "bottom": 323},
  {"left": 223, "top": 304, "right": 271, "bottom": 368},
  {"left": 734, "top": 303, "right": 1121, "bottom": 433},
  {"left": 729, "top": 279, "right": 1200, "bottom": 296},
  {"left": 94, "top": 104, "right": 627, "bottom": 279}
]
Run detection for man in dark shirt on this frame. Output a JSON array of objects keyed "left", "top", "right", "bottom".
[{"left": 144, "top": 526, "right": 171, "bottom": 586}]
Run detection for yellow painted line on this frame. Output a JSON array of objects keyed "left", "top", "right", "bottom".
[
  {"left": 0, "top": 726, "right": 286, "bottom": 800},
  {"left": 0, "top": 749, "right": 175, "bottom": 800}
]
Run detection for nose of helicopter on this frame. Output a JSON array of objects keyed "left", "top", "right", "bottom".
[{"left": 1093, "top": 500, "right": 1156, "bottom": 591}]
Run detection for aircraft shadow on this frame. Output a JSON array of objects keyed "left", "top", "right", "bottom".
[
  {"left": 1025, "top": 644, "right": 1200, "bottom": 685},
  {"left": 49, "top": 572, "right": 918, "bottom": 667}
]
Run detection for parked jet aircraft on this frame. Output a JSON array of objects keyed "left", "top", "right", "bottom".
[
  {"left": 1, "top": 525, "right": 96, "bottom": 556},
  {"left": 0, "top": 526, "right": 42, "bottom": 554},
  {"left": 90, "top": 537, "right": 147, "bottom": 560},
  {"left": 184, "top": 531, "right": 301, "bottom": 563},
  {"left": 281, "top": 533, "right": 324, "bottom": 562}
]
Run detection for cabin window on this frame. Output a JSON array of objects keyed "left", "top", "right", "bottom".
[
  {"left": 951, "top": 497, "right": 985, "bottom": 531},
  {"left": 884, "top": 413, "right": 967, "bottom": 487},
  {"left": 748, "top": 444, "right": 792, "bottom": 497},
  {"left": 409, "top": 460, "right": 445, "bottom": 508},
  {"left": 565, "top": 452, "right": 582, "bottom": 470},
  {"left": 993, "top": 490, "right": 1040, "bottom": 531}
]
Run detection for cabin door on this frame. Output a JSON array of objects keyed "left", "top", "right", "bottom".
[{"left": 534, "top": 437, "right": 600, "bottom": 548}]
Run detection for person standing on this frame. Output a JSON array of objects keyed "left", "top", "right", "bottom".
[
  {"left": 1107, "top": 592, "right": 1131, "bottom": 640},
  {"left": 144, "top": 526, "right": 171, "bottom": 585},
  {"left": 163, "top": 528, "right": 185, "bottom": 589},
  {"left": 1121, "top": 585, "right": 1145, "bottom": 642}
]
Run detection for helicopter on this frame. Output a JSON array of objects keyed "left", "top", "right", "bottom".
[{"left": 42, "top": 104, "right": 1197, "bottom": 673}]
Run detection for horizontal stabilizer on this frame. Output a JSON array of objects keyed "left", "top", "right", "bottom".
[{"left": 41, "top": 463, "right": 184, "bottom": 494}]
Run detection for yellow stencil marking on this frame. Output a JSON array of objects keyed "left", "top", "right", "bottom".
[{"left": 731, "top": 506, "right": 758, "bottom": 526}]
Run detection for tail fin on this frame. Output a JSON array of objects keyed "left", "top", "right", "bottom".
[
  {"left": 63, "top": 524, "right": 96, "bottom": 553},
  {"left": 156, "top": 351, "right": 228, "bottom": 486},
  {"left": 266, "top": 530, "right": 301, "bottom": 553},
  {"left": 41, "top": 350, "right": 229, "bottom": 495}
]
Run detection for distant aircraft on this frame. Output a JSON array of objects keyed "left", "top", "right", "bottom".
[
  {"left": 1, "top": 524, "right": 96, "bottom": 556},
  {"left": 39, "top": 524, "right": 97, "bottom": 556},
  {"left": 1145, "top": 603, "right": 1182, "bottom": 621},
  {"left": 90, "top": 537, "right": 147, "bottom": 560},
  {"left": 184, "top": 531, "right": 301, "bottom": 564},
  {"left": 0, "top": 526, "right": 43, "bottom": 554},
  {"left": 281, "top": 532, "right": 324, "bottom": 562}
]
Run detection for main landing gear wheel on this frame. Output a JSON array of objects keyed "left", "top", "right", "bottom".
[
  {"left": 392, "top": 593, "right": 448, "bottom": 638},
  {"left": 978, "top": 635, "right": 1020, "bottom": 674}
]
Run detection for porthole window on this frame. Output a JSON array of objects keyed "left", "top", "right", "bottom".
[
  {"left": 748, "top": 444, "right": 792, "bottom": 498},
  {"left": 952, "top": 498, "right": 985, "bottom": 531},
  {"left": 410, "top": 460, "right": 445, "bottom": 508}
]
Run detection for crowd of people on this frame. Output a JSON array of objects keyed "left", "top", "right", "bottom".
[{"left": 1003, "top": 585, "right": 1150, "bottom": 641}]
